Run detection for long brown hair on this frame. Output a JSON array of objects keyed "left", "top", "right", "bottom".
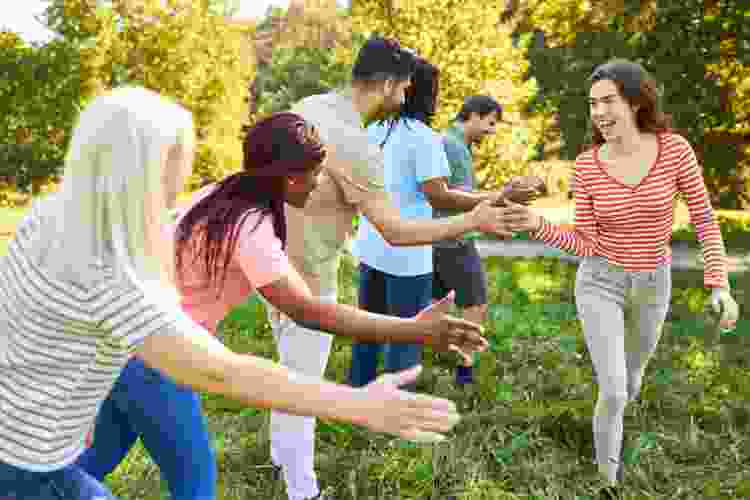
[
  {"left": 587, "top": 59, "right": 673, "bottom": 148},
  {"left": 175, "top": 113, "right": 326, "bottom": 293}
]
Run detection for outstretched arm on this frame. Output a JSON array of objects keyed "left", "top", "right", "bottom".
[
  {"left": 136, "top": 321, "right": 458, "bottom": 442},
  {"left": 504, "top": 167, "right": 598, "bottom": 257},
  {"left": 258, "top": 269, "right": 487, "bottom": 362},
  {"left": 359, "top": 192, "right": 512, "bottom": 246}
]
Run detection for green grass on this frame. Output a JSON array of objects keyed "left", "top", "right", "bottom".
[
  {"left": 0, "top": 207, "right": 748, "bottom": 498},
  {"left": 100, "top": 254, "right": 750, "bottom": 500}
]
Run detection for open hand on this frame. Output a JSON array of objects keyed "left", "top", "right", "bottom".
[
  {"left": 415, "top": 290, "right": 489, "bottom": 364},
  {"left": 709, "top": 288, "right": 739, "bottom": 332},
  {"left": 359, "top": 366, "right": 460, "bottom": 442}
]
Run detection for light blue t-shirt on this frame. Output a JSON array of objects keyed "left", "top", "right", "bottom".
[{"left": 352, "top": 118, "right": 451, "bottom": 277}]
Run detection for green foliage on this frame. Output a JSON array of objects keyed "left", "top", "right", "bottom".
[
  {"left": 41, "top": 0, "right": 256, "bottom": 189},
  {"left": 0, "top": 32, "right": 81, "bottom": 193},
  {"left": 672, "top": 212, "right": 750, "bottom": 250},
  {"left": 349, "top": 0, "right": 542, "bottom": 187},
  {"left": 255, "top": 45, "right": 351, "bottom": 115},
  {"left": 521, "top": 0, "right": 750, "bottom": 207}
]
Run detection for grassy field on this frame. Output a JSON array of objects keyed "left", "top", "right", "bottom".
[
  {"left": 0, "top": 206, "right": 748, "bottom": 498},
  {"left": 103, "top": 255, "right": 748, "bottom": 500}
]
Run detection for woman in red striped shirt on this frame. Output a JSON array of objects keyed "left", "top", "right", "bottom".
[{"left": 504, "top": 59, "right": 739, "bottom": 494}]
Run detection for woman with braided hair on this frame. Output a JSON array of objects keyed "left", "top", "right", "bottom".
[{"left": 76, "top": 110, "right": 487, "bottom": 500}]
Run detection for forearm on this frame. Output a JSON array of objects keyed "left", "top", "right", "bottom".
[
  {"left": 361, "top": 192, "right": 482, "bottom": 247},
  {"left": 695, "top": 224, "right": 729, "bottom": 288},
  {"left": 383, "top": 211, "right": 477, "bottom": 246},
  {"left": 429, "top": 188, "right": 491, "bottom": 211},
  {"left": 530, "top": 217, "right": 597, "bottom": 257},
  {"left": 683, "top": 191, "right": 728, "bottom": 288},
  {"left": 291, "top": 301, "right": 425, "bottom": 344},
  {"left": 205, "top": 353, "right": 368, "bottom": 422},
  {"left": 137, "top": 326, "right": 367, "bottom": 423}
]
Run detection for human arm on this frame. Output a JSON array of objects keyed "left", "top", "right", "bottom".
[
  {"left": 359, "top": 193, "right": 511, "bottom": 246},
  {"left": 503, "top": 166, "right": 598, "bottom": 257},
  {"left": 421, "top": 176, "right": 546, "bottom": 211},
  {"left": 674, "top": 136, "right": 738, "bottom": 329},
  {"left": 675, "top": 137, "right": 729, "bottom": 289},
  {"left": 235, "top": 215, "right": 487, "bottom": 359},
  {"left": 102, "top": 273, "right": 457, "bottom": 442},
  {"left": 420, "top": 135, "right": 502, "bottom": 211},
  {"left": 258, "top": 271, "right": 487, "bottom": 363},
  {"left": 420, "top": 177, "right": 501, "bottom": 211},
  {"left": 135, "top": 321, "right": 457, "bottom": 442}
]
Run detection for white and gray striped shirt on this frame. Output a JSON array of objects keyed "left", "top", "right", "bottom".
[{"left": 0, "top": 200, "right": 188, "bottom": 471}]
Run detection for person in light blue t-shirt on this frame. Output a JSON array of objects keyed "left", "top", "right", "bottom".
[
  {"left": 349, "top": 56, "right": 449, "bottom": 387},
  {"left": 349, "top": 57, "right": 508, "bottom": 388}
]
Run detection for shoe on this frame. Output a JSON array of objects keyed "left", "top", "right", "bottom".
[
  {"left": 271, "top": 464, "right": 282, "bottom": 482},
  {"left": 308, "top": 487, "right": 336, "bottom": 499},
  {"left": 455, "top": 365, "right": 474, "bottom": 385}
]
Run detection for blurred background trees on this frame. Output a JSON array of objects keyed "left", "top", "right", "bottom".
[{"left": 1, "top": 0, "right": 748, "bottom": 206}]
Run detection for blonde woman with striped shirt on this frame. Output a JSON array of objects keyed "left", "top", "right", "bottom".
[
  {"left": 0, "top": 87, "right": 461, "bottom": 499},
  {"left": 503, "top": 60, "right": 739, "bottom": 497}
]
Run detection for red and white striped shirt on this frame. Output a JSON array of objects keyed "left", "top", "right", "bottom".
[{"left": 535, "top": 133, "right": 727, "bottom": 288}]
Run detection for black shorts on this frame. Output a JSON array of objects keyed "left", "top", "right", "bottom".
[{"left": 432, "top": 241, "right": 488, "bottom": 308}]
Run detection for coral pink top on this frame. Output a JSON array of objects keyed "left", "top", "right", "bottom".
[{"left": 170, "top": 185, "right": 292, "bottom": 333}]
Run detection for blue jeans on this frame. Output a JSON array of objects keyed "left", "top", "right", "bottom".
[
  {"left": 0, "top": 460, "right": 117, "bottom": 499},
  {"left": 75, "top": 357, "right": 216, "bottom": 500},
  {"left": 348, "top": 263, "right": 432, "bottom": 388}
]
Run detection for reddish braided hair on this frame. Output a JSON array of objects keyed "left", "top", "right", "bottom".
[{"left": 175, "top": 112, "right": 326, "bottom": 293}]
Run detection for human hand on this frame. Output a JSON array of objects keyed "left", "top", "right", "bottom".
[
  {"left": 502, "top": 200, "right": 543, "bottom": 233},
  {"left": 501, "top": 176, "right": 548, "bottom": 205},
  {"left": 486, "top": 191, "right": 507, "bottom": 207},
  {"left": 470, "top": 199, "right": 514, "bottom": 239},
  {"left": 708, "top": 287, "right": 739, "bottom": 332},
  {"left": 358, "top": 366, "right": 460, "bottom": 442},
  {"left": 414, "top": 290, "right": 489, "bottom": 364}
]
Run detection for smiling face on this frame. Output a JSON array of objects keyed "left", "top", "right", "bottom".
[
  {"left": 589, "top": 79, "right": 639, "bottom": 143},
  {"left": 464, "top": 110, "right": 499, "bottom": 144},
  {"left": 284, "top": 160, "right": 325, "bottom": 209}
]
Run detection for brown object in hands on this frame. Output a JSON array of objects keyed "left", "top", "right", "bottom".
[{"left": 499, "top": 176, "right": 548, "bottom": 205}]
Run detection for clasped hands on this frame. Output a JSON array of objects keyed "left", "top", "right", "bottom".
[{"left": 470, "top": 176, "right": 548, "bottom": 238}]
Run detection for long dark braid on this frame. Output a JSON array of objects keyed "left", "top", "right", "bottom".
[{"left": 175, "top": 113, "right": 326, "bottom": 294}]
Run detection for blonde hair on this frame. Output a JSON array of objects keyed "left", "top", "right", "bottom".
[{"left": 48, "top": 86, "right": 194, "bottom": 303}]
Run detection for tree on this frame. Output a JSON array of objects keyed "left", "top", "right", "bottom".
[
  {"left": 42, "top": 0, "right": 256, "bottom": 189},
  {"left": 347, "top": 0, "right": 544, "bottom": 188},
  {"left": 255, "top": 45, "right": 351, "bottom": 115},
  {"left": 517, "top": 0, "right": 750, "bottom": 207},
  {"left": 0, "top": 31, "right": 82, "bottom": 195},
  {"left": 251, "top": 0, "right": 350, "bottom": 117}
]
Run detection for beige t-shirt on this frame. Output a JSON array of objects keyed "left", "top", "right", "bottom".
[{"left": 286, "top": 90, "right": 386, "bottom": 295}]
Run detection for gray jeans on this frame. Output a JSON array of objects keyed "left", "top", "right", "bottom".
[{"left": 575, "top": 256, "right": 671, "bottom": 481}]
